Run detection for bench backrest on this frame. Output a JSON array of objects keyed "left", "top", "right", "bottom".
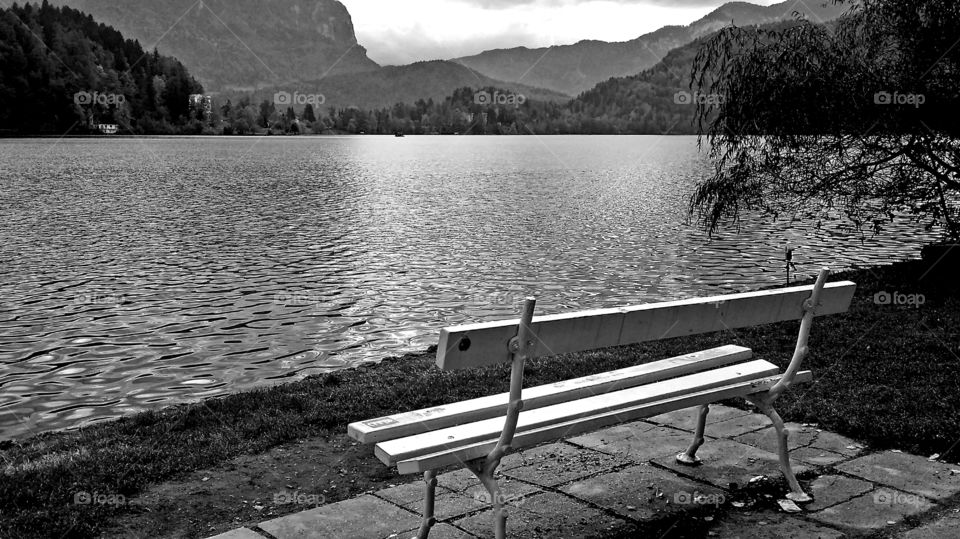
[{"left": 437, "top": 281, "right": 857, "bottom": 370}]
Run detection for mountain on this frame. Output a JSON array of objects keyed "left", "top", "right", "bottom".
[
  {"left": 454, "top": 0, "right": 848, "bottom": 96},
  {"left": 562, "top": 33, "right": 717, "bottom": 134},
  {"left": 0, "top": 2, "right": 204, "bottom": 134},
  {"left": 562, "top": 18, "right": 839, "bottom": 135},
  {"left": 232, "top": 60, "right": 571, "bottom": 111},
  {"left": 337, "top": 20, "right": 818, "bottom": 137},
  {"left": 0, "top": 0, "right": 380, "bottom": 91}
]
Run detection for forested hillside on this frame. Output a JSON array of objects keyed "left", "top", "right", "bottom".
[
  {"left": 0, "top": 2, "right": 203, "bottom": 134},
  {"left": 562, "top": 34, "right": 709, "bottom": 134},
  {"left": 0, "top": 0, "right": 380, "bottom": 91},
  {"left": 226, "top": 60, "right": 571, "bottom": 112},
  {"left": 298, "top": 39, "right": 713, "bottom": 135}
]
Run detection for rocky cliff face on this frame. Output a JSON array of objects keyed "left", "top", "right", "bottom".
[{"left": 10, "top": 0, "right": 379, "bottom": 91}]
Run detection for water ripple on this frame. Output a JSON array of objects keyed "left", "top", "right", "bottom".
[{"left": 0, "top": 136, "right": 938, "bottom": 440}]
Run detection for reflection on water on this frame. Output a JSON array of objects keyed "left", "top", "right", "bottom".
[{"left": 0, "top": 136, "right": 937, "bottom": 439}]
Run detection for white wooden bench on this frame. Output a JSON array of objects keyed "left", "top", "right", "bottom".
[{"left": 348, "top": 269, "right": 856, "bottom": 539}]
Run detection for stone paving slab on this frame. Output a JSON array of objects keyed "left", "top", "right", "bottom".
[
  {"left": 451, "top": 498, "right": 540, "bottom": 539},
  {"left": 453, "top": 492, "right": 628, "bottom": 539},
  {"left": 649, "top": 404, "right": 774, "bottom": 439},
  {"left": 707, "top": 510, "right": 846, "bottom": 539},
  {"left": 437, "top": 468, "right": 483, "bottom": 493},
  {"left": 258, "top": 494, "right": 421, "bottom": 539},
  {"left": 805, "top": 430, "right": 867, "bottom": 458},
  {"left": 390, "top": 523, "right": 475, "bottom": 539},
  {"left": 653, "top": 438, "right": 811, "bottom": 490},
  {"left": 418, "top": 490, "right": 489, "bottom": 522},
  {"left": 786, "top": 446, "right": 850, "bottom": 467},
  {"left": 568, "top": 423, "right": 692, "bottom": 463},
  {"left": 500, "top": 442, "right": 627, "bottom": 487},
  {"left": 646, "top": 404, "right": 752, "bottom": 431},
  {"left": 560, "top": 463, "right": 725, "bottom": 522},
  {"left": 499, "top": 441, "right": 611, "bottom": 471},
  {"left": 809, "top": 488, "right": 935, "bottom": 531},
  {"left": 206, "top": 529, "right": 265, "bottom": 539},
  {"left": 379, "top": 480, "right": 456, "bottom": 508},
  {"left": 461, "top": 480, "right": 542, "bottom": 509},
  {"left": 434, "top": 464, "right": 545, "bottom": 493},
  {"left": 902, "top": 509, "right": 960, "bottom": 539},
  {"left": 735, "top": 433, "right": 848, "bottom": 467},
  {"left": 735, "top": 423, "right": 866, "bottom": 465},
  {"left": 696, "top": 412, "right": 778, "bottom": 439},
  {"left": 380, "top": 477, "right": 541, "bottom": 522},
  {"left": 837, "top": 451, "right": 960, "bottom": 501},
  {"left": 735, "top": 422, "right": 818, "bottom": 450},
  {"left": 804, "top": 474, "right": 875, "bottom": 512}
]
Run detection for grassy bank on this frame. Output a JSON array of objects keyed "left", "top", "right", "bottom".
[{"left": 2, "top": 259, "right": 960, "bottom": 537}]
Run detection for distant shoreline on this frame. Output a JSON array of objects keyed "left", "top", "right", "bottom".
[{"left": 0, "top": 133, "right": 700, "bottom": 138}]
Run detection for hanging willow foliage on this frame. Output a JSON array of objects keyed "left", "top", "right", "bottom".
[{"left": 688, "top": 0, "right": 960, "bottom": 239}]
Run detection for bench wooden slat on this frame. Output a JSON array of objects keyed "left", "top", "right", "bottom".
[
  {"left": 375, "top": 359, "right": 781, "bottom": 466},
  {"left": 395, "top": 371, "right": 812, "bottom": 474},
  {"left": 348, "top": 345, "right": 752, "bottom": 444},
  {"left": 437, "top": 281, "right": 856, "bottom": 371}
]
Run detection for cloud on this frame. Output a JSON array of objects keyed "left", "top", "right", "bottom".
[
  {"left": 464, "top": 0, "right": 759, "bottom": 7},
  {"left": 341, "top": 0, "right": 782, "bottom": 65},
  {"left": 359, "top": 25, "right": 544, "bottom": 66}
]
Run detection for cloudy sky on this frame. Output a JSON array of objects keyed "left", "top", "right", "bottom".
[{"left": 340, "top": 0, "right": 781, "bottom": 65}]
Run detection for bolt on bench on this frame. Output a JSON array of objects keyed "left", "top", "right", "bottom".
[{"left": 348, "top": 269, "right": 856, "bottom": 539}]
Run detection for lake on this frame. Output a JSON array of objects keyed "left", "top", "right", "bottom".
[{"left": 0, "top": 136, "right": 936, "bottom": 440}]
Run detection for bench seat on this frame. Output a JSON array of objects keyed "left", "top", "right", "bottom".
[
  {"left": 348, "top": 344, "right": 753, "bottom": 445},
  {"left": 374, "top": 358, "right": 802, "bottom": 469},
  {"left": 393, "top": 371, "right": 811, "bottom": 474}
]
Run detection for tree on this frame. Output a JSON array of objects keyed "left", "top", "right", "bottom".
[
  {"left": 688, "top": 0, "right": 960, "bottom": 239},
  {"left": 258, "top": 99, "right": 275, "bottom": 129},
  {"left": 220, "top": 99, "right": 233, "bottom": 119},
  {"left": 303, "top": 103, "right": 316, "bottom": 123}
]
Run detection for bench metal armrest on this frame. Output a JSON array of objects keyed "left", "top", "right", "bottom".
[
  {"left": 465, "top": 298, "right": 536, "bottom": 539},
  {"left": 485, "top": 297, "right": 536, "bottom": 466},
  {"left": 769, "top": 268, "right": 831, "bottom": 400}
]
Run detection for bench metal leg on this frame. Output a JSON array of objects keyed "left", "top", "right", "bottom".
[
  {"left": 467, "top": 458, "right": 509, "bottom": 539},
  {"left": 746, "top": 395, "right": 812, "bottom": 503},
  {"left": 676, "top": 404, "right": 710, "bottom": 465},
  {"left": 415, "top": 471, "right": 438, "bottom": 539}
]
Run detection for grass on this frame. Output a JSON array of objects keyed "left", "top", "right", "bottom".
[{"left": 2, "top": 259, "right": 959, "bottom": 537}]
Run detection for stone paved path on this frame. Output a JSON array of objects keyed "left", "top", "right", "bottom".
[{"left": 209, "top": 405, "right": 960, "bottom": 539}]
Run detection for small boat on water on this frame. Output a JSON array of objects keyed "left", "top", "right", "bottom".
[{"left": 395, "top": 130, "right": 405, "bottom": 137}]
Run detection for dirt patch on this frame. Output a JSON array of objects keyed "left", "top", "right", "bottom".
[{"left": 99, "top": 435, "right": 407, "bottom": 538}]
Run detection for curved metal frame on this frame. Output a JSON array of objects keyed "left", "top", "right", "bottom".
[
  {"left": 417, "top": 270, "right": 833, "bottom": 537},
  {"left": 676, "top": 268, "right": 831, "bottom": 503},
  {"left": 417, "top": 298, "right": 536, "bottom": 539}
]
